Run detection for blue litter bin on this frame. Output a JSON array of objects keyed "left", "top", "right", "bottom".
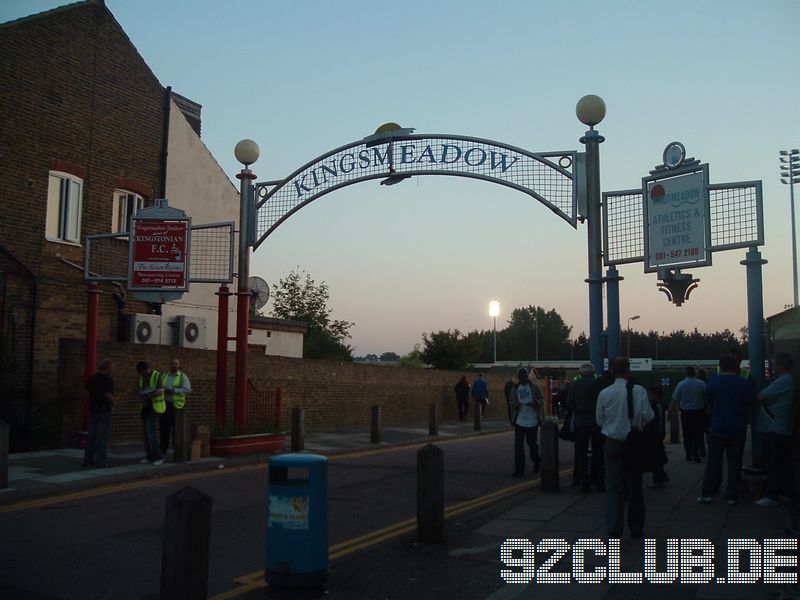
[{"left": 266, "top": 453, "right": 328, "bottom": 587}]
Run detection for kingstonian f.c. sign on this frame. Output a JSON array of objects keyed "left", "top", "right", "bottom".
[{"left": 253, "top": 132, "right": 581, "bottom": 248}]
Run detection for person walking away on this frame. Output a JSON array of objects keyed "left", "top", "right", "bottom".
[
  {"left": 82, "top": 359, "right": 115, "bottom": 468},
  {"left": 596, "top": 357, "right": 654, "bottom": 538},
  {"left": 510, "top": 368, "right": 543, "bottom": 477},
  {"left": 696, "top": 367, "right": 710, "bottom": 457},
  {"left": 567, "top": 363, "right": 604, "bottom": 492},
  {"left": 136, "top": 361, "right": 165, "bottom": 465},
  {"left": 669, "top": 366, "right": 707, "bottom": 462},
  {"left": 755, "top": 353, "right": 795, "bottom": 507},
  {"left": 472, "top": 373, "right": 489, "bottom": 419},
  {"left": 697, "top": 354, "right": 755, "bottom": 505},
  {"left": 648, "top": 385, "right": 670, "bottom": 487},
  {"left": 160, "top": 358, "right": 192, "bottom": 457},
  {"left": 454, "top": 376, "right": 470, "bottom": 422}
]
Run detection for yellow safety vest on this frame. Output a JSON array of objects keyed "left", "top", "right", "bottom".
[
  {"left": 139, "top": 371, "right": 165, "bottom": 414},
  {"left": 162, "top": 372, "right": 186, "bottom": 409}
]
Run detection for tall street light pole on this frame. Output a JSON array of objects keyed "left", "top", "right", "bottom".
[
  {"left": 577, "top": 95, "right": 606, "bottom": 375},
  {"left": 489, "top": 301, "right": 500, "bottom": 364},
  {"left": 233, "top": 139, "right": 260, "bottom": 431},
  {"left": 780, "top": 149, "right": 800, "bottom": 307},
  {"left": 626, "top": 314, "right": 640, "bottom": 357}
]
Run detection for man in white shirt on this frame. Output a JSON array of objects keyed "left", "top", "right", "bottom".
[
  {"left": 510, "top": 368, "right": 543, "bottom": 477},
  {"left": 596, "top": 357, "right": 654, "bottom": 538}
]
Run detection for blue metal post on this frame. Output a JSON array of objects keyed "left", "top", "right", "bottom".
[
  {"left": 605, "top": 267, "right": 622, "bottom": 360},
  {"left": 582, "top": 129, "right": 605, "bottom": 374},
  {"left": 741, "top": 246, "right": 767, "bottom": 466}
]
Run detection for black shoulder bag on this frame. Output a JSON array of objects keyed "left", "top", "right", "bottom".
[{"left": 623, "top": 381, "right": 667, "bottom": 472}]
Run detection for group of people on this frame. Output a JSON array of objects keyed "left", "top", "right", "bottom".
[
  {"left": 82, "top": 357, "right": 192, "bottom": 468},
  {"left": 458, "top": 349, "right": 795, "bottom": 539},
  {"left": 453, "top": 373, "right": 490, "bottom": 421}
]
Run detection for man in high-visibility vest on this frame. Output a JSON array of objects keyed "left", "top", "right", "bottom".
[
  {"left": 136, "top": 360, "right": 165, "bottom": 465},
  {"left": 160, "top": 358, "right": 192, "bottom": 456}
]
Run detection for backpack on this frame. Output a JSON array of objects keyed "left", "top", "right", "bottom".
[{"left": 623, "top": 380, "right": 667, "bottom": 472}]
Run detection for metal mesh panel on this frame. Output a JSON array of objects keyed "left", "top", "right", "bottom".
[
  {"left": 604, "top": 181, "right": 763, "bottom": 265},
  {"left": 84, "top": 222, "right": 234, "bottom": 283},
  {"left": 708, "top": 183, "right": 762, "bottom": 251},
  {"left": 255, "top": 135, "right": 577, "bottom": 243},
  {"left": 189, "top": 223, "right": 234, "bottom": 283},
  {"left": 603, "top": 190, "right": 644, "bottom": 265}
]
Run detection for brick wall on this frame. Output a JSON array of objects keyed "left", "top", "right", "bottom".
[
  {"left": 0, "top": 3, "right": 166, "bottom": 441},
  {"left": 58, "top": 340, "right": 527, "bottom": 445}
]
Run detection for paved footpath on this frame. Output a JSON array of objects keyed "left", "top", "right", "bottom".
[{"left": 3, "top": 422, "right": 799, "bottom": 600}]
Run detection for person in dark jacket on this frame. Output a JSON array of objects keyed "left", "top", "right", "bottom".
[
  {"left": 454, "top": 376, "right": 470, "bottom": 421},
  {"left": 567, "top": 363, "right": 603, "bottom": 492}
]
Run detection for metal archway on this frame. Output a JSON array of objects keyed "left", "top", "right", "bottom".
[{"left": 253, "top": 131, "right": 582, "bottom": 249}]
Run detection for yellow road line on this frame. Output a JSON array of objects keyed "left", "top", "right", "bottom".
[
  {"left": 0, "top": 429, "right": 513, "bottom": 513},
  {"left": 210, "top": 467, "right": 572, "bottom": 600}
]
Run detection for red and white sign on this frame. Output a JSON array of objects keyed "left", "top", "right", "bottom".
[{"left": 130, "top": 220, "right": 189, "bottom": 289}]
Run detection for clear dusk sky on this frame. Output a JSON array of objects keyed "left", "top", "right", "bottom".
[{"left": 4, "top": 0, "right": 800, "bottom": 356}]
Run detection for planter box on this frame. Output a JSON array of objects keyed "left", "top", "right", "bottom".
[{"left": 210, "top": 433, "right": 285, "bottom": 457}]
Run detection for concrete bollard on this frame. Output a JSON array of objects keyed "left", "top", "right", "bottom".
[
  {"left": 417, "top": 444, "right": 444, "bottom": 543},
  {"left": 540, "top": 420, "right": 559, "bottom": 492},
  {"left": 291, "top": 407, "right": 305, "bottom": 452},
  {"left": 370, "top": 405, "right": 382, "bottom": 444},
  {"left": 473, "top": 401, "right": 481, "bottom": 432},
  {"left": 428, "top": 403, "right": 438, "bottom": 436},
  {"left": 174, "top": 409, "right": 189, "bottom": 462},
  {"left": 160, "top": 486, "right": 212, "bottom": 600},
  {"left": 0, "top": 420, "right": 8, "bottom": 489},
  {"left": 669, "top": 409, "right": 680, "bottom": 444}
]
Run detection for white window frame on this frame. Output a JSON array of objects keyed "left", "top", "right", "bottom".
[
  {"left": 45, "top": 171, "right": 83, "bottom": 244},
  {"left": 112, "top": 189, "right": 145, "bottom": 233}
]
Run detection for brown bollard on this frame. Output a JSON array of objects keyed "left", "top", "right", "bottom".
[
  {"left": 428, "top": 403, "right": 438, "bottom": 436},
  {"left": 417, "top": 444, "right": 444, "bottom": 543},
  {"left": 473, "top": 401, "right": 481, "bottom": 432},
  {"left": 160, "top": 486, "right": 212, "bottom": 600},
  {"left": 540, "top": 419, "right": 559, "bottom": 492},
  {"left": 669, "top": 409, "right": 680, "bottom": 444},
  {"left": 370, "top": 405, "right": 382, "bottom": 444},
  {"left": 291, "top": 407, "right": 305, "bottom": 451},
  {"left": 174, "top": 408, "right": 189, "bottom": 462},
  {"left": 0, "top": 420, "right": 8, "bottom": 489}
]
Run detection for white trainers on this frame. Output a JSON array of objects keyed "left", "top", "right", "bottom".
[
  {"left": 697, "top": 496, "right": 713, "bottom": 504},
  {"left": 139, "top": 458, "right": 150, "bottom": 464},
  {"left": 755, "top": 497, "right": 779, "bottom": 507},
  {"left": 153, "top": 459, "right": 164, "bottom": 466}
]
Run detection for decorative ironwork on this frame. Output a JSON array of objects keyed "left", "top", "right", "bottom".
[
  {"left": 254, "top": 134, "right": 579, "bottom": 248},
  {"left": 603, "top": 181, "right": 763, "bottom": 265}
]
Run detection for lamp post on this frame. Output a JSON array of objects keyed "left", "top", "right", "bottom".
[
  {"left": 534, "top": 310, "right": 539, "bottom": 362},
  {"left": 577, "top": 95, "right": 606, "bottom": 375},
  {"left": 626, "top": 314, "right": 640, "bottom": 357},
  {"left": 780, "top": 149, "right": 800, "bottom": 307},
  {"left": 489, "top": 301, "right": 499, "bottom": 363},
  {"left": 233, "top": 138, "right": 260, "bottom": 430}
]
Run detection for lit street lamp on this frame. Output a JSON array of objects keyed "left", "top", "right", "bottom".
[
  {"left": 626, "top": 314, "right": 640, "bottom": 357},
  {"left": 489, "top": 301, "right": 500, "bottom": 363},
  {"left": 780, "top": 149, "right": 799, "bottom": 307}
]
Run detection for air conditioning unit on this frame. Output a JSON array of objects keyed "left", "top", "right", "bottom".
[
  {"left": 173, "top": 315, "right": 207, "bottom": 349},
  {"left": 127, "top": 314, "right": 162, "bottom": 345}
]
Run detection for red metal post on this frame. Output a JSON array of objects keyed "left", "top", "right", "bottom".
[
  {"left": 83, "top": 282, "right": 100, "bottom": 431},
  {"left": 234, "top": 288, "right": 249, "bottom": 431},
  {"left": 215, "top": 285, "right": 230, "bottom": 426}
]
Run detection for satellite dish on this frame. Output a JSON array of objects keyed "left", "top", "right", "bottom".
[{"left": 248, "top": 276, "right": 270, "bottom": 310}]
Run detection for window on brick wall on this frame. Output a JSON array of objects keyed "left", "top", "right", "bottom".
[
  {"left": 112, "top": 190, "right": 145, "bottom": 233},
  {"left": 45, "top": 171, "right": 83, "bottom": 244}
]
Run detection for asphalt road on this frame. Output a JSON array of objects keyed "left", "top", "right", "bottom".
[{"left": 0, "top": 429, "right": 574, "bottom": 599}]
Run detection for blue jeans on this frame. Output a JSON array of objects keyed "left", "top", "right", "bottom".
[
  {"left": 764, "top": 432, "right": 791, "bottom": 500},
  {"left": 84, "top": 411, "right": 111, "bottom": 466},
  {"left": 604, "top": 437, "right": 644, "bottom": 536},
  {"left": 701, "top": 432, "right": 745, "bottom": 500},
  {"left": 142, "top": 410, "right": 164, "bottom": 462}
]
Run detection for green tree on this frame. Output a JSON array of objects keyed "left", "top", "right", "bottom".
[
  {"left": 503, "top": 306, "right": 572, "bottom": 360},
  {"left": 399, "top": 344, "right": 424, "bottom": 368},
  {"left": 271, "top": 269, "right": 354, "bottom": 360},
  {"left": 380, "top": 352, "right": 401, "bottom": 362},
  {"left": 421, "top": 329, "right": 483, "bottom": 369}
]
